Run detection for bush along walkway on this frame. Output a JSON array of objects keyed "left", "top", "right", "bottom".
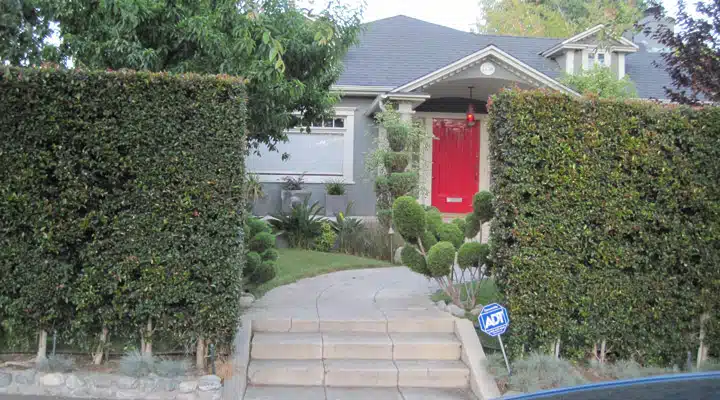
[{"left": 236, "top": 267, "right": 501, "bottom": 400}]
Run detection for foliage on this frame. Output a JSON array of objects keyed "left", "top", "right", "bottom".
[
  {"left": 244, "top": 217, "right": 277, "bottom": 286},
  {"left": 436, "top": 224, "right": 464, "bottom": 250},
  {"left": 426, "top": 242, "right": 456, "bottom": 278},
  {"left": 401, "top": 246, "right": 429, "bottom": 275},
  {"left": 457, "top": 242, "right": 490, "bottom": 269},
  {"left": 644, "top": 1, "right": 720, "bottom": 103},
  {"left": 368, "top": 105, "right": 432, "bottom": 227},
  {"left": 477, "top": 0, "right": 645, "bottom": 38},
  {"left": 589, "top": 359, "right": 672, "bottom": 380},
  {"left": 330, "top": 204, "right": 364, "bottom": 253},
  {"left": 451, "top": 218, "right": 466, "bottom": 235},
  {"left": 269, "top": 199, "right": 324, "bottom": 249},
  {"left": 254, "top": 248, "right": 392, "bottom": 295},
  {"left": 0, "top": 0, "right": 59, "bottom": 65},
  {"left": 281, "top": 174, "right": 306, "bottom": 191},
  {"left": 246, "top": 174, "right": 265, "bottom": 206},
  {"left": 315, "top": 222, "right": 337, "bottom": 252},
  {"left": 332, "top": 220, "right": 404, "bottom": 263},
  {"left": 465, "top": 191, "right": 495, "bottom": 239},
  {"left": 37, "top": 355, "right": 75, "bottom": 373},
  {"left": 0, "top": 67, "right": 246, "bottom": 357},
  {"left": 490, "top": 352, "right": 588, "bottom": 393},
  {"left": 0, "top": 1, "right": 363, "bottom": 155},
  {"left": 325, "top": 179, "right": 347, "bottom": 195},
  {"left": 391, "top": 196, "right": 427, "bottom": 243},
  {"left": 118, "top": 351, "right": 189, "bottom": 378},
  {"left": 488, "top": 89, "right": 720, "bottom": 364},
  {"left": 561, "top": 65, "right": 637, "bottom": 98},
  {"left": 425, "top": 208, "right": 444, "bottom": 237}
]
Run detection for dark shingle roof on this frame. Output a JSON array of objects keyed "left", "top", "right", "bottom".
[{"left": 338, "top": 15, "right": 671, "bottom": 99}]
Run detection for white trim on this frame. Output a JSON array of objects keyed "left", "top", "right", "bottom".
[
  {"left": 390, "top": 45, "right": 579, "bottom": 96},
  {"left": 565, "top": 50, "right": 575, "bottom": 74},
  {"left": 541, "top": 24, "right": 639, "bottom": 57},
  {"left": 618, "top": 53, "right": 626, "bottom": 79},
  {"left": 332, "top": 84, "right": 395, "bottom": 94},
  {"left": 250, "top": 106, "right": 356, "bottom": 184}
]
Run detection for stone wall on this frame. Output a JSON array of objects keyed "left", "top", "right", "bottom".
[{"left": 0, "top": 369, "right": 222, "bottom": 400}]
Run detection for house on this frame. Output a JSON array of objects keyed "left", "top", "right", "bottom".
[{"left": 248, "top": 14, "right": 675, "bottom": 217}]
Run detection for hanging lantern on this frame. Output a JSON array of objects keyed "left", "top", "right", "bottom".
[{"left": 466, "top": 86, "right": 476, "bottom": 127}]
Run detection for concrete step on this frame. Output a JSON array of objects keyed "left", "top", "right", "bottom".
[
  {"left": 251, "top": 332, "right": 461, "bottom": 361},
  {"left": 244, "top": 386, "right": 478, "bottom": 400},
  {"left": 251, "top": 317, "right": 456, "bottom": 333},
  {"left": 247, "top": 359, "right": 470, "bottom": 388},
  {"left": 244, "top": 385, "right": 478, "bottom": 399}
]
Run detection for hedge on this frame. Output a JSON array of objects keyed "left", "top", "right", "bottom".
[
  {"left": 488, "top": 90, "right": 720, "bottom": 366},
  {"left": 0, "top": 67, "right": 247, "bottom": 358}
]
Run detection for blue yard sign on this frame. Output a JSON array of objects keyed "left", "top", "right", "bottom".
[
  {"left": 479, "top": 303, "right": 510, "bottom": 337},
  {"left": 478, "top": 303, "right": 512, "bottom": 374}
]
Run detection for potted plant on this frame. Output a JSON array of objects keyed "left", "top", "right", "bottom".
[
  {"left": 280, "top": 173, "right": 311, "bottom": 212},
  {"left": 324, "top": 179, "right": 348, "bottom": 217}
]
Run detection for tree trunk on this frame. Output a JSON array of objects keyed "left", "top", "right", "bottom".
[
  {"left": 143, "top": 318, "right": 153, "bottom": 355},
  {"left": 600, "top": 339, "right": 607, "bottom": 364},
  {"left": 196, "top": 338, "right": 207, "bottom": 371},
  {"left": 37, "top": 330, "right": 48, "bottom": 361},
  {"left": 93, "top": 327, "right": 109, "bottom": 365},
  {"left": 554, "top": 338, "right": 561, "bottom": 358},
  {"left": 697, "top": 312, "right": 710, "bottom": 369}
]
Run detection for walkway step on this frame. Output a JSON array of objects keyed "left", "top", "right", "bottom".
[
  {"left": 251, "top": 332, "right": 461, "bottom": 361},
  {"left": 250, "top": 318, "right": 456, "bottom": 333},
  {"left": 244, "top": 386, "right": 478, "bottom": 400},
  {"left": 247, "top": 359, "right": 470, "bottom": 388}
]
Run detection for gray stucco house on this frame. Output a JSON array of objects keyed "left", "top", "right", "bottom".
[{"left": 248, "top": 14, "right": 674, "bottom": 217}]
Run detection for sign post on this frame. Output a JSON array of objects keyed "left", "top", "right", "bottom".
[{"left": 478, "top": 303, "right": 511, "bottom": 375}]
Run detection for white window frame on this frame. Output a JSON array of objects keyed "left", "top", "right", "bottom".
[
  {"left": 583, "top": 48, "right": 611, "bottom": 70},
  {"left": 250, "top": 107, "right": 356, "bottom": 184}
]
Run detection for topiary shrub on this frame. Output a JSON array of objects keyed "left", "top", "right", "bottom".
[
  {"left": 465, "top": 190, "right": 494, "bottom": 239},
  {"left": 383, "top": 152, "right": 410, "bottom": 173},
  {"left": 314, "top": 222, "right": 337, "bottom": 252},
  {"left": 426, "top": 241, "right": 456, "bottom": 278},
  {"left": 422, "top": 229, "right": 438, "bottom": 250},
  {"left": 392, "top": 196, "right": 426, "bottom": 243},
  {"left": 244, "top": 217, "right": 277, "bottom": 286},
  {"left": 401, "top": 246, "right": 429, "bottom": 275},
  {"left": 452, "top": 218, "right": 466, "bottom": 235},
  {"left": 425, "top": 208, "right": 443, "bottom": 237},
  {"left": 437, "top": 223, "right": 464, "bottom": 250},
  {"left": 457, "top": 242, "right": 489, "bottom": 269},
  {"left": 388, "top": 172, "right": 419, "bottom": 198}
]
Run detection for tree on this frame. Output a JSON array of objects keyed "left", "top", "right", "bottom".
[
  {"left": 645, "top": 1, "right": 720, "bottom": 103},
  {"left": 0, "top": 0, "right": 57, "bottom": 65},
  {"left": 477, "top": 0, "right": 645, "bottom": 38},
  {"left": 561, "top": 65, "right": 637, "bottom": 98},
  {"left": 0, "top": 0, "right": 362, "bottom": 153}
]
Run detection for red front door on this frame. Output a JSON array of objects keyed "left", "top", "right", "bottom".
[{"left": 431, "top": 119, "right": 480, "bottom": 213}]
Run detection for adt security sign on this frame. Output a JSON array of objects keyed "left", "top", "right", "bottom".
[{"left": 479, "top": 303, "right": 510, "bottom": 337}]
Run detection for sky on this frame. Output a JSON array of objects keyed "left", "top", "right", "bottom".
[{"left": 313, "top": 0, "right": 695, "bottom": 33}]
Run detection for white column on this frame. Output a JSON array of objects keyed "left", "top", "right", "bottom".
[
  {"left": 479, "top": 116, "right": 491, "bottom": 192},
  {"left": 565, "top": 50, "right": 575, "bottom": 75},
  {"left": 397, "top": 101, "right": 414, "bottom": 122},
  {"left": 418, "top": 117, "right": 433, "bottom": 206},
  {"left": 581, "top": 49, "right": 589, "bottom": 71},
  {"left": 618, "top": 53, "right": 626, "bottom": 79}
]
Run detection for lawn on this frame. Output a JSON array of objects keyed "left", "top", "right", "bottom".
[{"left": 254, "top": 248, "right": 393, "bottom": 295}]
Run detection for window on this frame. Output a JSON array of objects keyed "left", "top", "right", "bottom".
[
  {"left": 246, "top": 107, "right": 356, "bottom": 183},
  {"left": 585, "top": 49, "right": 609, "bottom": 70}
]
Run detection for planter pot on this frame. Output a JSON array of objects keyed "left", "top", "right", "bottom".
[
  {"left": 281, "top": 190, "right": 311, "bottom": 213},
  {"left": 325, "top": 194, "right": 348, "bottom": 217}
]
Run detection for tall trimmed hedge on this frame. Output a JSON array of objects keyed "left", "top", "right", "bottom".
[
  {"left": 488, "top": 90, "right": 720, "bottom": 365},
  {"left": 0, "top": 67, "right": 247, "bottom": 355}
]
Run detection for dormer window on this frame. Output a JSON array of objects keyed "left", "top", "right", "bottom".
[{"left": 586, "top": 50, "right": 609, "bottom": 69}]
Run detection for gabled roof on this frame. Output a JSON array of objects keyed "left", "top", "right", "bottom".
[
  {"left": 338, "top": 15, "right": 670, "bottom": 99},
  {"left": 540, "top": 24, "right": 639, "bottom": 57}
]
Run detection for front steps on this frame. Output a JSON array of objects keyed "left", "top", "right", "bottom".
[{"left": 244, "top": 318, "right": 480, "bottom": 399}]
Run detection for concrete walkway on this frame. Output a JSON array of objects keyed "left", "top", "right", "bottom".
[{"left": 244, "top": 267, "right": 448, "bottom": 322}]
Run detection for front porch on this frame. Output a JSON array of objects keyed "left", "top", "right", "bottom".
[{"left": 370, "top": 45, "right": 577, "bottom": 214}]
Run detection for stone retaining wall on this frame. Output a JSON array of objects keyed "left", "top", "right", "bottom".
[{"left": 0, "top": 369, "right": 222, "bottom": 400}]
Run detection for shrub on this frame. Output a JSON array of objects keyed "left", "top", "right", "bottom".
[
  {"left": 244, "top": 217, "right": 277, "bottom": 286},
  {"left": 505, "top": 353, "right": 587, "bottom": 393},
  {"left": 269, "top": 200, "right": 324, "bottom": 249},
  {"left": 488, "top": 89, "right": 720, "bottom": 364},
  {"left": 387, "top": 172, "right": 419, "bottom": 198},
  {"left": 340, "top": 220, "right": 404, "bottom": 262},
  {"left": 315, "top": 222, "right": 337, "bottom": 252},
  {"left": 401, "top": 246, "right": 429, "bottom": 275},
  {"left": 325, "top": 179, "right": 346, "bottom": 195},
  {"left": 457, "top": 242, "right": 489, "bottom": 269},
  {"left": 422, "top": 229, "right": 438, "bottom": 250},
  {"left": 425, "top": 208, "right": 444, "bottom": 237},
  {"left": 330, "top": 205, "right": 365, "bottom": 253},
  {"left": 383, "top": 152, "right": 410, "bottom": 173},
  {"left": 437, "top": 223, "right": 464, "bottom": 250},
  {"left": 590, "top": 359, "right": 672, "bottom": 380},
  {"left": 451, "top": 218, "right": 466, "bottom": 235},
  {"left": 426, "top": 241, "right": 456, "bottom": 278},
  {"left": 465, "top": 191, "right": 494, "bottom": 239},
  {"left": 119, "top": 350, "right": 157, "bottom": 377},
  {"left": 281, "top": 174, "right": 305, "bottom": 191},
  {"left": 392, "top": 196, "right": 426, "bottom": 243},
  {"left": 0, "top": 67, "right": 246, "bottom": 359}
]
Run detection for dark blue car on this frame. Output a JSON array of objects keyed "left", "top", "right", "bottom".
[{"left": 500, "top": 372, "right": 720, "bottom": 400}]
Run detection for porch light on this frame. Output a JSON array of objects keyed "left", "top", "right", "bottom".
[{"left": 466, "top": 86, "right": 476, "bottom": 127}]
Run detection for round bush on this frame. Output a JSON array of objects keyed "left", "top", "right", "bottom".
[
  {"left": 383, "top": 152, "right": 410, "bottom": 173},
  {"left": 473, "top": 191, "right": 494, "bottom": 222},
  {"left": 262, "top": 248, "right": 279, "bottom": 262},
  {"left": 422, "top": 229, "right": 438, "bottom": 250},
  {"left": 250, "top": 231, "right": 275, "bottom": 253},
  {"left": 314, "top": 222, "right": 337, "bottom": 252},
  {"left": 247, "top": 261, "right": 277, "bottom": 286},
  {"left": 247, "top": 217, "right": 271, "bottom": 236},
  {"left": 388, "top": 172, "right": 419, "bottom": 198},
  {"left": 401, "top": 246, "right": 429, "bottom": 276},
  {"left": 392, "top": 196, "right": 426, "bottom": 241},
  {"left": 437, "top": 223, "right": 464, "bottom": 250},
  {"left": 426, "top": 241, "right": 456, "bottom": 278},
  {"left": 451, "top": 218, "right": 466, "bottom": 235},
  {"left": 425, "top": 208, "right": 443, "bottom": 237},
  {"left": 245, "top": 251, "right": 262, "bottom": 271},
  {"left": 465, "top": 213, "right": 481, "bottom": 238},
  {"left": 457, "top": 242, "right": 490, "bottom": 269}
]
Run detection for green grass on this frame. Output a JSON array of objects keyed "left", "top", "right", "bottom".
[
  {"left": 254, "top": 248, "right": 393, "bottom": 295},
  {"left": 430, "top": 278, "right": 500, "bottom": 306}
]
